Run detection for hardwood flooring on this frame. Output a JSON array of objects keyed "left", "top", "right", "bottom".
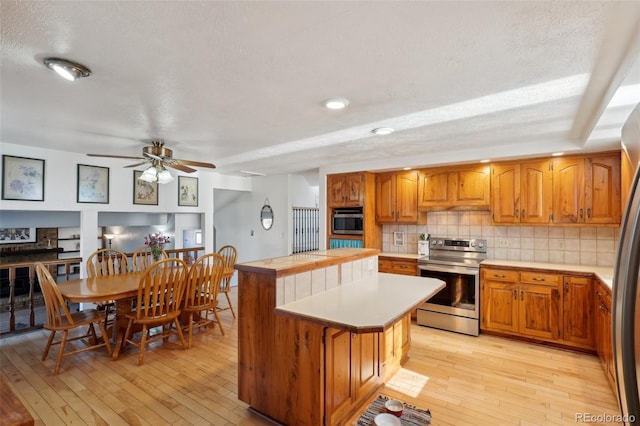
[{"left": 1, "top": 287, "right": 621, "bottom": 425}]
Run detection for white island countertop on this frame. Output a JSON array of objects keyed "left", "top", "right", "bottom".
[{"left": 275, "top": 272, "right": 445, "bottom": 333}]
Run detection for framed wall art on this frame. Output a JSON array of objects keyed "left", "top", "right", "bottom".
[
  {"left": 2, "top": 155, "right": 45, "bottom": 201},
  {"left": 178, "top": 176, "right": 198, "bottom": 207},
  {"left": 0, "top": 227, "right": 36, "bottom": 244},
  {"left": 77, "top": 164, "right": 109, "bottom": 204},
  {"left": 133, "top": 170, "right": 159, "bottom": 205}
]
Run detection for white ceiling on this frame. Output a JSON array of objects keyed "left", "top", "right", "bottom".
[{"left": 1, "top": 1, "right": 639, "bottom": 177}]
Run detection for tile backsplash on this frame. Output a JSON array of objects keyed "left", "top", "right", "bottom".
[{"left": 382, "top": 211, "right": 620, "bottom": 267}]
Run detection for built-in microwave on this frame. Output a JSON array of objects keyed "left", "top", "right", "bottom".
[{"left": 332, "top": 208, "right": 364, "bottom": 235}]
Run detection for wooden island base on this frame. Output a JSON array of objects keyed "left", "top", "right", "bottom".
[{"left": 236, "top": 249, "right": 444, "bottom": 426}]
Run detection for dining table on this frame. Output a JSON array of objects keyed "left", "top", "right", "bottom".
[{"left": 56, "top": 271, "right": 145, "bottom": 360}]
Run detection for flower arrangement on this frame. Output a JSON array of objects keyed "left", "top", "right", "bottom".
[{"left": 144, "top": 232, "right": 170, "bottom": 260}]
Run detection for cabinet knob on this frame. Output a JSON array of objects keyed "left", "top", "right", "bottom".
[
  {"left": 521, "top": 209, "right": 525, "bottom": 219},
  {"left": 521, "top": 290, "right": 524, "bottom": 301},
  {"left": 565, "top": 283, "right": 569, "bottom": 291},
  {"left": 532, "top": 277, "right": 545, "bottom": 282},
  {"left": 587, "top": 208, "right": 591, "bottom": 219},
  {"left": 580, "top": 209, "right": 584, "bottom": 219},
  {"left": 513, "top": 289, "right": 517, "bottom": 299},
  {"left": 514, "top": 208, "right": 519, "bottom": 217}
]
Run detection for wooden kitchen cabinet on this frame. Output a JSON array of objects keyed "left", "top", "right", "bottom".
[
  {"left": 594, "top": 280, "right": 615, "bottom": 390},
  {"left": 381, "top": 314, "right": 411, "bottom": 380},
  {"left": 325, "top": 328, "right": 382, "bottom": 426},
  {"left": 375, "top": 170, "right": 420, "bottom": 223},
  {"left": 552, "top": 153, "right": 621, "bottom": 224},
  {"left": 491, "top": 159, "right": 552, "bottom": 224},
  {"left": 378, "top": 256, "right": 418, "bottom": 276},
  {"left": 418, "top": 164, "right": 490, "bottom": 210},
  {"left": 481, "top": 267, "right": 564, "bottom": 344},
  {"left": 563, "top": 275, "right": 594, "bottom": 349},
  {"left": 327, "top": 173, "right": 366, "bottom": 207}
]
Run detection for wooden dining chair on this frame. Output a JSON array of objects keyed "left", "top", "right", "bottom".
[
  {"left": 123, "top": 258, "right": 188, "bottom": 365},
  {"left": 131, "top": 245, "right": 168, "bottom": 272},
  {"left": 183, "top": 253, "right": 226, "bottom": 347},
  {"left": 34, "top": 262, "right": 112, "bottom": 374},
  {"left": 86, "top": 248, "right": 131, "bottom": 325},
  {"left": 216, "top": 245, "right": 238, "bottom": 318}
]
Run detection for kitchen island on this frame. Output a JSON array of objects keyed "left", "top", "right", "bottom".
[{"left": 235, "top": 248, "right": 444, "bottom": 426}]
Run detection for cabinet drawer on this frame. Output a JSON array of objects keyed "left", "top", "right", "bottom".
[
  {"left": 520, "top": 272, "right": 560, "bottom": 286},
  {"left": 481, "top": 268, "right": 518, "bottom": 282},
  {"left": 378, "top": 259, "right": 418, "bottom": 276}
]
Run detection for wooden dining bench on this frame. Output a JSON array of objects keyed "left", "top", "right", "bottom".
[{"left": 0, "top": 374, "right": 34, "bottom": 426}]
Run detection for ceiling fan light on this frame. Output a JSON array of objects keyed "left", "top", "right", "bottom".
[
  {"left": 156, "top": 168, "right": 174, "bottom": 184},
  {"left": 139, "top": 166, "right": 158, "bottom": 182}
]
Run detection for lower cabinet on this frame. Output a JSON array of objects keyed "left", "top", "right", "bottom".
[
  {"left": 324, "top": 314, "right": 410, "bottom": 426},
  {"left": 481, "top": 266, "right": 593, "bottom": 350},
  {"left": 594, "top": 281, "right": 616, "bottom": 390},
  {"left": 378, "top": 257, "right": 418, "bottom": 319}
]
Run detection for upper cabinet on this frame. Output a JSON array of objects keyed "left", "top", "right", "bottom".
[
  {"left": 327, "top": 173, "right": 366, "bottom": 207},
  {"left": 492, "top": 159, "right": 552, "bottom": 224},
  {"left": 552, "top": 153, "right": 621, "bottom": 224},
  {"left": 418, "top": 165, "right": 490, "bottom": 210},
  {"left": 375, "top": 171, "right": 419, "bottom": 223}
]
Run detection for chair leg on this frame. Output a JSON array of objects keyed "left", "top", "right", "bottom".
[
  {"left": 42, "top": 330, "right": 56, "bottom": 361},
  {"left": 54, "top": 330, "right": 68, "bottom": 374},
  {"left": 174, "top": 319, "right": 187, "bottom": 350},
  {"left": 212, "top": 308, "right": 225, "bottom": 336},
  {"left": 138, "top": 325, "right": 148, "bottom": 366},
  {"left": 187, "top": 313, "right": 194, "bottom": 349},
  {"left": 224, "top": 290, "right": 236, "bottom": 318}
]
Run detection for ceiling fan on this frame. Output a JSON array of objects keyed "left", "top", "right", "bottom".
[{"left": 87, "top": 139, "right": 215, "bottom": 174}]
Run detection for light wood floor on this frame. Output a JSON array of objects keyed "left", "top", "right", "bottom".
[{"left": 1, "top": 287, "right": 621, "bottom": 426}]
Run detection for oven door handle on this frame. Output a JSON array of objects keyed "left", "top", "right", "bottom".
[{"left": 419, "top": 264, "right": 479, "bottom": 276}]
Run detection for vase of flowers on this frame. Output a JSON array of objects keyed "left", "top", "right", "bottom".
[{"left": 145, "top": 232, "right": 171, "bottom": 261}]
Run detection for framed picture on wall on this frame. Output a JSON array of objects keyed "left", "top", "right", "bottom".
[
  {"left": 77, "top": 164, "right": 109, "bottom": 203},
  {"left": 133, "top": 170, "right": 159, "bottom": 205},
  {"left": 1, "top": 155, "right": 45, "bottom": 201},
  {"left": 178, "top": 176, "right": 198, "bottom": 207},
  {"left": 0, "top": 227, "right": 36, "bottom": 244}
]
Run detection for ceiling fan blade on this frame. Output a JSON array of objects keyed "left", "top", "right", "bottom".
[
  {"left": 165, "top": 162, "right": 197, "bottom": 173},
  {"left": 173, "top": 159, "right": 216, "bottom": 169},
  {"left": 87, "top": 153, "right": 145, "bottom": 160},
  {"left": 124, "top": 161, "right": 149, "bottom": 168}
]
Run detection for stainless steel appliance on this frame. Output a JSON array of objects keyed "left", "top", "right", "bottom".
[
  {"left": 613, "top": 104, "right": 640, "bottom": 425},
  {"left": 331, "top": 208, "right": 364, "bottom": 235},
  {"left": 417, "top": 237, "right": 486, "bottom": 336}
]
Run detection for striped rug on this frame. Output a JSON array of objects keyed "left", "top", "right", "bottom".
[{"left": 357, "top": 395, "right": 432, "bottom": 425}]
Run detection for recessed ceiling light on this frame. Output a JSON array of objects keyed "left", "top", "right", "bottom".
[
  {"left": 551, "top": 152, "right": 564, "bottom": 157},
  {"left": 403, "top": 167, "right": 412, "bottom": 170},
  {"left": 479, "top": 159, "right": 490, "bottom": 163},
  {"left": 43, "top": 57, "right": 92, "bottom": 81},
  {"left": 322, "top": 98, "right": 349, "bottom": 110},
  {"left": 371, "top": 127, "right": 394, "bottom": 135},
  {"left": 240, "top": 170, "right": 266, "bottom": 177}
]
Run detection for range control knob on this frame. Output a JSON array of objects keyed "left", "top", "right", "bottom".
[
  {"left": 478, "top": 241, "right": 485, "bottom": 248},
  {"left": 470, "top": 241, "right": 477, "bottom": 247},
  {"left": 431, "top": 239, "right": 437, "bottom": 246}
]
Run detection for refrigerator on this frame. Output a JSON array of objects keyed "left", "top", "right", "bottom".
[{"left": 613, "top": 103, "right": 640, "bottom": 425}]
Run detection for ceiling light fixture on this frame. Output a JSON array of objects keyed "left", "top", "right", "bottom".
[
  {"left": 480, "top": 159, "right": 490, "bottom": 163},
  {"left": 138, "top": 163, "right": 174, "bottom": 184},
  {"left": 551, "top": 152, "right": 564, "bottom": 157},
  {"left": 323, "top": 98, "right": 349, "bottom": 110},
  {"left": 43, "top": 57, "right": 92, "bottom": 81},
  {"left": 371, "top": 127, "right": 394, "bottom": 135},
  {"left": 240, "top": 170, "right": 267, "bottom": 177}
]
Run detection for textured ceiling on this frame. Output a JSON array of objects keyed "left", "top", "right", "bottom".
[{"left": 1, "top": 1, "right": 639, "bottom": 177}]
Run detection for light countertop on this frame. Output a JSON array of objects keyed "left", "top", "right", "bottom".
[{"left": 275, "top": 272, "right": 445, "bottom": 333}]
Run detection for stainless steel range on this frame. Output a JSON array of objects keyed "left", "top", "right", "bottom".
[{"left": 417, "top": 237, "right": 487, "bottom": 336}]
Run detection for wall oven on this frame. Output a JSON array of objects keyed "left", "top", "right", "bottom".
[
  {"left": 417, "top": 237, "right": 486, "bottom": 336},
  {"left": 331, "top": 208, "right": 364, "bottom": 235}
]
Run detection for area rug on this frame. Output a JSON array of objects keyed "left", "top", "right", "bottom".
[{"left": 357, "top": 395, "right": 431, "bottom": 425}]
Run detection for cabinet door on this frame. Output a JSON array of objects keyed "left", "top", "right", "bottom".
[
  {"left": 585, "top": 155, "right": 621, "bottom": 224},
  {"left": 327, "top": 175, "right": 347, "bottom": 207},
  {"left": 518, "top": 284, "right": 561, "bottom": 340},
  {"left": 491, "top": 163, "right": 520, "bottom": 223},
  {"left": 563, "top": 276, "right": 594, "bottom": 348},
  {"left": 552, "top": 157, "right": 585, "bottom": 223},
  {"left": 481, "top": 281, "right": 519, "bottom": 333},
  {"left": 418, "top": 169, "right": 450, "bottom": 209},
  {"left": 594, "top": 286, "right": 607, "bottom": 367},
  {"left": 396, "top": 171, "right": 418, "bottom": 223},
  {"left": 451, "top": 166, "right": 490, "bottom": 208},
  {"left": 324, "top": 328, "right": 354, "bottom": 426},
  {"left": 520, "top": 159, "right": 552, "bottom": 224},
  {"left": 353, "top": 332, "right": 381, "bottom": 401},
  {"left": 375, "top": 173, "right": 396, "bottom": 222},
  {"left": 378, "top": 258, "right": 418, "bottom": 276},
  {"left": 344, "top": 173, "right": 365, "bottom": 206}
]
